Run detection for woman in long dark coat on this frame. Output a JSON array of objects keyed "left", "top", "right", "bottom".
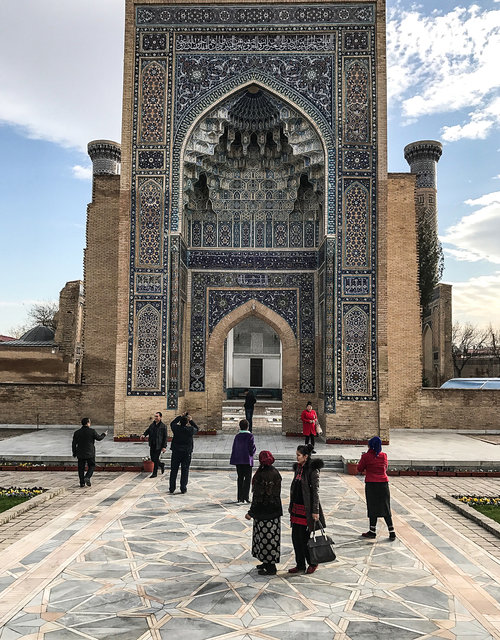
[
  {"left": 357, "top": 436, "right": 396, "bottom": 540},
  {"left": 288, "top": 443, "right": 325, "bottom": 574},
  {"left": 245, "top": 450, "right": 282, "bottom": 575}
]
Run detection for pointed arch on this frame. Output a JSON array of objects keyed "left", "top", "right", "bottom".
[
  {"left": 205, "top": 300, "right": 299, "bottom": 431},
  {"left": 172, "top": 74, "right": 333, "bottom": 234}
]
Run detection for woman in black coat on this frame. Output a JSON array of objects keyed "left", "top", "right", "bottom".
[
  {"left": 288, "top": 443, "right": 325, "bottom": 574},
  {"left": 245, "top": 450, "right": 282, "bottom": 575}
]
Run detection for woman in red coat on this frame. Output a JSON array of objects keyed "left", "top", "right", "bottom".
[
  {"left": 300, "top": 401, "right": 317, "bottom": 453},
  {"left": 357, "top": 436, "right": 396, "bottom": 540}
]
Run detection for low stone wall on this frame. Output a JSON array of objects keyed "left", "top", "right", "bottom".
[
  {"left": 420, "top": 388, "right": 500, "bottom": 430},
  {"left": 0, "top": 383, "right": 114, "bottom": 425}
]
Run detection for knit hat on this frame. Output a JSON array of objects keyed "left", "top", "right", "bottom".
[
  {"left": 259, "top": 450, "right": 275, "bottom": 466},
  {"left": 368, "top": 436, "right": 382, "bottom": 457}
]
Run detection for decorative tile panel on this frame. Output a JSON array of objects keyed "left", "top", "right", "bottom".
[
  {"left": 137, "top": 5, "right": 375, "bottom": 26},
  {"left": 142, "top": 32, "right": 167, "bottom": 51},
  {"left": 175, "top": 55, "right": 333, "bottom": 125},
  {"left": 136, "top": 273, "right": 162, "bottom": 294},
  {"left": 344, "top": 58, "right": 370, "bottom": 144},
  {"left": 342, "top": 275, "right": 371, "bottom": 297},
  {"left": 168, "top": 236, "right": 181, "bottom": 408},
  {"left": 137, "top": 179, "right": 163, "bottom": 267},
  {"left": 189, "top": 272, "right": 315, "bottom": 393},
  {"left": 139, "top": 60, "right": 166, "bottom": 143},
  {"left": 187, "top": 250, "right": 318, "bottom": 271},
  {"left": 341, "top": 303, "right": 372, "bottom": 397},
  {"left": 342, "top": 180, "right": 370, "bottom": 269},
  {"left": 138, "top": 150, "right": 165, "bottom": 170},
  {"left": 134, "top": 302, "right": 161, "bottom": 390}
]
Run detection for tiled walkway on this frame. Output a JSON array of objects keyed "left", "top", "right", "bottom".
[{"left": 0, "top": 470, "right": 499, "bottom": 639}]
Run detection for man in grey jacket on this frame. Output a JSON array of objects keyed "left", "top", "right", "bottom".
[{"left": 72, "top": 418, "right": 106, "bottom": 487}]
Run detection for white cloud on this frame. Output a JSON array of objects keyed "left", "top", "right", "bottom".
[
  {"left": 441, "top": 190, "right": 500, "bottom": 264},
  {"left": 449, "top": 272, "right": 500, "bottom": 328},
  {"left": 0, "top": 0, "right": 124, "bottom": 152},
  {"left": 387, "top": 5, "right": 500, "bottom": 141},
  {"left": 465, "top": 191, "right": 500, "bottom": 207},
  {"left": 72, "top": 165, "right": 92, "bottom": 181}
]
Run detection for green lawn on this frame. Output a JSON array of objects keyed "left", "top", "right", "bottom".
[
  {"left": 0, "top": 496, "right": 30, "bottom": 514},
  {"left": 474, "top": 504, "right": 500, "bottom": 525}
]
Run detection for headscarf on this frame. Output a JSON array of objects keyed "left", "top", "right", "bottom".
[
  {"left": 259, "top": 450, "right": 275, "bottom": 466},
  {"left": 368, "top": 436, "right": 382, "bottom": 457}
]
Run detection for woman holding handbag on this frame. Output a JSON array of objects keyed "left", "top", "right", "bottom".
[
  {"left": 245, "top": 450, "right": 282, "bottom": 575},
  {"left": 300, "top": 401, "right": 317, "bottom": 453},
  {"left": 288, "top": 444, "right": 325, "bottom": 574}
]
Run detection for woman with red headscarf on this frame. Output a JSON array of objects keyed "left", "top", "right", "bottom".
[{"left": 245, "top": 450, "right": 282, "bottom": 575}]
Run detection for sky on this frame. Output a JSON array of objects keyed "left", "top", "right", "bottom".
[{"left": 0, "top": 0, "right": 499, "bottom": 335}]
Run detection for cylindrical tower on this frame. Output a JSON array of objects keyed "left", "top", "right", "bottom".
[
  {"left": 404, "top": 140, "right": 442, "bottom": 230},
  {"left": 88, "top": 139, "right": 121, "bottom": 175}
]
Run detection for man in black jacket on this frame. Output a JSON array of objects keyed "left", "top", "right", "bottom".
[
  {"left": 72, "top": 418, "right": 106, "bottom": 487},
  {"left": 169, "top": 412, "right": 199, "bottom": 494},
  {"left": 142, "top": 411, "right": 167, "bottom": 478},
  {"left": 244, "top": 389, "right": 257, "bottom": 432}
]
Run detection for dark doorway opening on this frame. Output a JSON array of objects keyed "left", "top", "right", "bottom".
[{"left": 250, "top": 358, "right": 263, "bottom": 387}]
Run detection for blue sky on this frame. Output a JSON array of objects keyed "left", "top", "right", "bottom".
[{"left": 0, "top": 0, "right": 499, "bottom": 334}]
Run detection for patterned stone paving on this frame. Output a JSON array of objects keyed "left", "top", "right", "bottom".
[{"left": 0, "top": 470, "right": 499, "bottom": 639}]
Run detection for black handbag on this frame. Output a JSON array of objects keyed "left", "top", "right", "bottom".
[{"left": 307, "top": 523, "right": 336, "bottom": 565}]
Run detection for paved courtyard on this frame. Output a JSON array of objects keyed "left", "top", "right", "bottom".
[{"left": 0, "top": 467, "right": 499, "bottom": 640}]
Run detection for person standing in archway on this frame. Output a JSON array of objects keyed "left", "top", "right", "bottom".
[
  {"left": 244, "top": 389, "right": 257, "bottom": 432},
  {"left": 300, "top": 401, "right": 317, "bottom": 453}
]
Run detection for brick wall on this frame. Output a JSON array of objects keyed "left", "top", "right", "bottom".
[
  {"left": 83, "top": 175, "right": 120, "bottom": 387},
  {"left": 82, "top": 175, "right": 121, "bottom": 419},
  {"left": 386, "top": 174, "right": 422, "bottom": 429},
  {"left": 420, "top": 388, "right": 500, "bottom": 430},
  {"left": 0, "top": 349, "right": 68, "bottom": 383},
  {"left": 0, "top": 383, "right": 113, "bottom": 425}
]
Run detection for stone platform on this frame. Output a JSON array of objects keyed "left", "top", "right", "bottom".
[
  {"left": 0, "top": 469, "right": 500, "bottom": 639},
  {"left": 0, "top": 427, "right": 499, "bottom": 472}
]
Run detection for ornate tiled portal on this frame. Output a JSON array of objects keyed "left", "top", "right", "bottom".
[{"left": 123, "top": 1, "right": 380, "bottom": 432}]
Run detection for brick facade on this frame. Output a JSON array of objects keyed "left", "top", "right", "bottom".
[{"left": 386, "top": 174, "right": 422, "bottom": 429}]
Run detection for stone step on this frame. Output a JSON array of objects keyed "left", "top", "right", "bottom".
[{"left": 187, "top": 458, "right": 344, "bottom": 471}]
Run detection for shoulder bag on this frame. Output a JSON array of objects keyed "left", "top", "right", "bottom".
[{"left": 307, "top": 523, "right": 336, "bottom": 565}]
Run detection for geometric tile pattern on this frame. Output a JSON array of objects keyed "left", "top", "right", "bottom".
[
  {"left": 127, "top": 3, "right": 379, "bottom": 409},
  {"left": 0, "top": 470, "right": 496, "bottom": 640}
]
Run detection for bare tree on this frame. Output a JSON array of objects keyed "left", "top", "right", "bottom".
[
  {"left": 451, "top": 321, "right": 487, "bottom": 377},
  {"left": 7, "top": 301, "right": 58, "bottom": 338},
  {"left": 27, "top": 301, "right": 58, "bottom": 331},
  {"left": 486, "top": 324, "right": 500, "bottom": 374}
]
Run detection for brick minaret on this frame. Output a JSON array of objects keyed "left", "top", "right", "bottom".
[
  {"left": 87, "top": 140, "right": 121, "bottom": 176},
  {"left": 404, "top": 140, "right": 442, "bottom": 231},
  {"left": 82, "top": 140, "right": 121, "bottom": 420}
]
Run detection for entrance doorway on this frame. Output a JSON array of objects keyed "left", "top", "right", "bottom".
[
  {"left": 225, "top": 317, "right": 282, "bottom": 398},
  {"left": 250, "top": 358, "right": 263, "bottom": 387}
]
